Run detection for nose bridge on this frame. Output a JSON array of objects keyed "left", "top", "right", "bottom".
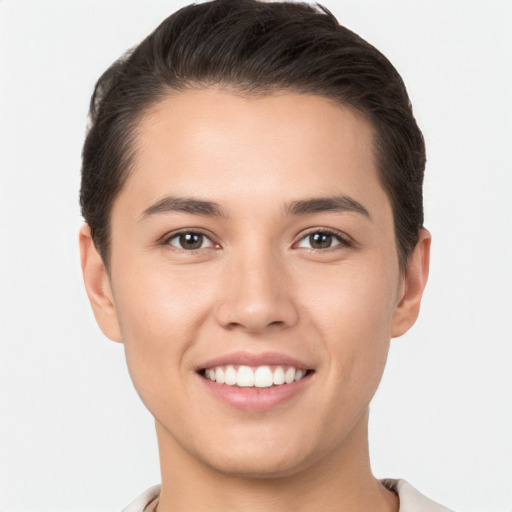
[{"left": 215, "top": 241, "right": 297, "bottom": 332}]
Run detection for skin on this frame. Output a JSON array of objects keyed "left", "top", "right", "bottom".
[{"left": 80, "top": 89, "right": 430, "bottom": 512}]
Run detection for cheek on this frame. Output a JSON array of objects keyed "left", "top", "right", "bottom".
[
  {"left": 113, "top": 258, "right": 211, "bottom": 337},
  {"left": 110, "top": 265, "right": 212, "bottom": 404},
  {"left": 304, "top": 259, "right": 398, "bottom": 387},
  {"left": 307, "top": 257, "right": 398, "bottom": 333}
]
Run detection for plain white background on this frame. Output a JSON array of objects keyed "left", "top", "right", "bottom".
[{"left": 0, "top": 1, "right": 511, "bottom": 510}]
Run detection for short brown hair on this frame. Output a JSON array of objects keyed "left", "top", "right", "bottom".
[{"left": 80, "top": 0, "right": 425, "bottom": 270}]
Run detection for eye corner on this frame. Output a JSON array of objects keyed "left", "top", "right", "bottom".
[
  {"left": 293, "top": 228, "right": 354, "bottom": 251},
  {"left": 162, "top": 229, "right": 220, "bottom": 252}
]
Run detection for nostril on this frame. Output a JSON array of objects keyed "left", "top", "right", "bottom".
[{"left": 214, "top": 291, "right": 299, "bottom": 332}]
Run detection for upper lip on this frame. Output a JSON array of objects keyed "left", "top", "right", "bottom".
[{"left": 197, "top": 351, "right": 313, "bottom": 371}]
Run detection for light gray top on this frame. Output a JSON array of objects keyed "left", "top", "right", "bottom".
[
  {"left": 121, "top": 479, "right": 453, "bottom": 511},
  {"left": 381, "top": 479, "right": 453, "bottom": 512}
]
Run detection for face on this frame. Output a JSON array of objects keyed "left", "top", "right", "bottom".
[{"left": 81, "top": 89, "right": 429, "bottom": 478}]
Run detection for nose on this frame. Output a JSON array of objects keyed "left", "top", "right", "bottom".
[{"left": 215, "top": 249, "right": 299, "bottom": 333}]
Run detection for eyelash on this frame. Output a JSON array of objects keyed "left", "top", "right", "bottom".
[
  {"left": 294, "top": 228, "right": 353, "bottom": 251},
  {"left": 163, "top": 229, "right": 218, "bottom": 252},
  {"left": 162, "top": 227, "right": 352, "bottom": 253}
]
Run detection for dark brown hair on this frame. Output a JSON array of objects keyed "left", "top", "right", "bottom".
[{"left": 80, "top": 0, "right": 425, "bottom": 270}]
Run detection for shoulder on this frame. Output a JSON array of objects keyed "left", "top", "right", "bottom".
[
  {"left": 122, "top": 481, "right": 453, "bottom": 512},
  {"left": 381, "top": 479, "right": 453, "bottom": 512},
  {"left": 121, "top": 485, "right": 161, "bottom": 512}
]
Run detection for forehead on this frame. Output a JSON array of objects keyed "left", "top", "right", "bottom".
[
  {"left": 123, "top": 89, "right": 381, "bottom": 207},
  {"left": 137, "top": 88, "right": 375, "bottom": 162}
]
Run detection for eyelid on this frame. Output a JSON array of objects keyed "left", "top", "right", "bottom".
[
  {"left": 162, "top": 228, "right": 220, "bottom": 251},
  {"left": 159, "top": 226, "right": 353, "bottom": 251},
  {"left": 293, "top": 227, "right": 354, "bottom": 249}
]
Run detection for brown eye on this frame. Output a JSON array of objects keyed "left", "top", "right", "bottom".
[
  {"left": 167, "top": 232, "right": 211, "bottom": 250},
  {"left": 296, "top": 231, "right": 343, "bottom": 250},
  {"left": 309, "top": 232, "right": 333, "bottom": 249}
]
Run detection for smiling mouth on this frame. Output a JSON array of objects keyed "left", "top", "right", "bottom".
[{"left": 200, "top": 365, "right": 313, "bottom": 388}]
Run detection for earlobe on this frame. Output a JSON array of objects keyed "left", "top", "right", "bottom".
[
  {"left": 79, "top": 224, "right": 123, "bottom": 343},
  {"left": 391, "top": 229, "right": 431, "bottom": 338}
]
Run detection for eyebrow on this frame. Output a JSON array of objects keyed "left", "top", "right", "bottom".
[
  {"left": 140, "top": 196, "right": 226, "bottom": 220},
  {"left": 286, "top": 195, "right": 371, "bottom": 219},
  {"left": 139, "top": 194, "right": 370, "bottom": 221}
]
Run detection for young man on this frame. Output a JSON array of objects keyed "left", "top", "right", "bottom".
[{"left": 79, "top": 1, "right": 450, "bottom": 510}]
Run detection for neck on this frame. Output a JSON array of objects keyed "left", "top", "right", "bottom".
[{"left": 154, "top": 410, "right": 398, "bottom": 512}]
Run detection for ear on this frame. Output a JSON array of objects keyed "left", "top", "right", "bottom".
[
  {"left": 391, "top": 229, "right": 431, "bottom": 338},
  {"left": 79, "top": 224, "right": 122, "bottom": 343}
]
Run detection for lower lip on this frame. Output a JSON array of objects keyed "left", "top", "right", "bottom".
[{"left": 200, "top": 374, "right": 312, "bottom": 412}]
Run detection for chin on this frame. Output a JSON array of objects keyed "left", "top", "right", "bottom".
[
  {"left": 190, "top": 429, "right": 319, "bottom": 479},
  {"left": 203, "top": 451, "right": 311, "bottom": 480}
]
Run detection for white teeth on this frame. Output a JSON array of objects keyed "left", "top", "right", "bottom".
[
  {"left": 294, "top": 369, "right": 306, "bottom": 381},
  {"left": 272, "top": 366, "right": 284, "bottom": 386},
  {"left": 254, "top": 366, "right": 273, "bottom": 388},
  {"left": 204, "top": 365, "right": 308, "bottom": 387},
  {"left": 285, "top": 367, "right": 296, "bottom": 384},
  {"left": 237, "top": 365, "right": 254, "bottom": 387},
  {"left": 215, "top": 367, "right": 225, "bottom": 384},
  {"left": 225, "top": 365, "right": 238, "bottom": 385},
  {"left": 273, "top": 366, "right": 285, "bottom": 385}
]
